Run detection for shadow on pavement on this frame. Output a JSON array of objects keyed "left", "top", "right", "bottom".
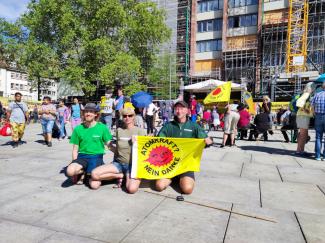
[
  {"left": 1, "top": 141, "right": 13, "bottom": 146},
  {"left": 34, "top": 140, "right": 45, "bottom": 144}
]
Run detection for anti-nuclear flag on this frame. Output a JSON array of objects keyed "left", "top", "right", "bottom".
[
  {"left": 243, "top": 91, "right": 256, "bottom": 115},
  {"left": 203, "top": 81, "right": 232, "bottom": 104},
  {"left": 131, "top": 136, "right": 205, "bottom": 179}
]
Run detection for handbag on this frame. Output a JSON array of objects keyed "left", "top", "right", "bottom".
[{"left": 0, "top": 123, "right": 12, "bottom": 136}]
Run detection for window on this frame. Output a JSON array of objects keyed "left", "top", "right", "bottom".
[
  {"left": 229, "top": 14, "right": 257, "bottom": 28},
  {"left": 196, "top": 39, "right": 222, "bottom": 52},
  {"left": 228, "top": 0, "right": 258, "bottom": 7},
  {"left": 198, "top": 0, "right": 223, "bottom": 13},
  {"left": 11, "top": 83, "right": 14, "bottom": 89},
  {"left": 20, "top": 84, "right": 23, "bottom": 90},
  {"left": 11, "top": 72, "right": 15, "bottom": 79},
  {"left": 198, "top": 18, "right": 222, "bottom": 33}
]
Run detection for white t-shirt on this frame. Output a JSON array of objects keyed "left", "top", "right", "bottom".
[{"left": 146, "top": 103, "right": 158, "bottom": 116}]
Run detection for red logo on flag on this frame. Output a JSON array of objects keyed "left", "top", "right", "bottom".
[
  {"left": 145, "top": 146, "right": 174, "bottom": 167},
  {"left": 212, "top": 87, "right": 222, "bottom": 96}
]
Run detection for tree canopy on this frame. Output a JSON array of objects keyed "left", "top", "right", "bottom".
[{"left": 19, "top": 0, "right": 171, "bottom": 95}]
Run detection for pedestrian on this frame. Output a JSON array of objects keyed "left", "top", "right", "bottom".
[
  {"left": 190, "top": 95, "right": 197, "bottom": 122},
  {"left": 161, "top": 102, "right": 170, "bottom": 125},
  {"left": 155, "top": 101, "right": 213, "bottom": 194},
  {"left": 237, "top": 103, "right": 251, "bottom": 140},
  {"left": 57, "top": 100, "right": 69, "bottom": 140},
  {"left": 211, "top": 106, "right": 220, "bottom": 131},
  {"left": 100, "top": 89, "right": 114, "bottom": 131},
  {"left": 66, "top": 103, "right": 113, "bottom": 186},
  {"left": 280, "top": 107, "right": 298, "bottom": 143},
  {"left": 6, "top": 92, "right": 28, "bottom": 148},
  {"left": 220, "top": 103, "right": 240, "bottom": 147},
  {"left": 202, "top": 109, "right": 212, "bottom": 130},
  {"left": 91, "top": 107, "right": 146, "bottom": 192},
  {"left": 145, "top": 102, "right": 158, "bottom": 135},
  {"left": 249, "top": 108, "right": 270, "bottom": 141},
  {"left": 134, "top": 108, "right": 145, "bottom": 129},
  {"left": 39, "top": 96, "right": 57, "bottom": 147},
  {"left": 32, "top": 104, "right": 39, "bottom": 123},
  {"left": 311, "top": 82, "right": 325, "bottom": 161},
  {"left": 114, "top": 87, "right": 124, "bottom": 128},
  {"left": 71, "top": 97, "right": 84, "bottom": 130}
]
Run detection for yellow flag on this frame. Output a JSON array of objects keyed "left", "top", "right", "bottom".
[
  {"left": 203, "top": 81, "right": 232, "bottom": 104},
  {"left": 243, "top": 91, "right": 256, "bottom": 115},
  {"left": 131, "top": 136, "right": 205, "bottom": 179}
]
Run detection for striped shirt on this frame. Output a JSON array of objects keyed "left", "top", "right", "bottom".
[{"left": 311, "top": 90, "right": 325, "bottom": 114}]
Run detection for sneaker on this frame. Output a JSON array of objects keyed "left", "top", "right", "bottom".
[
  {"left": 220, "top": 144, "right": 225, "bottom": 148},
  {"left": 12, "top": 142, "right": 18, "bottom": 148},
  {"left": 47, "top": 141, "right": 52, "bottom": 147},
  {"left": 315, "top": 157, "right": 321, "bottom": 161}
]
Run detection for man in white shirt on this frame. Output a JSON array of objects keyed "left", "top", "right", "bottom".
[
  {"left": 100, "top": 89, "right": 114, "bottom": 130},
  {"left": 145, "top": 102, "right": 158, "bottom": 135}
]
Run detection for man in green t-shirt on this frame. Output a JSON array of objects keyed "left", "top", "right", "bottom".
[
  {"left": 66, "top": 103, "right": 113, "bottom": 187},
  {"left": 156, "top": 101, "right": 213, "bottom": 194},
  {"left": 91, "top": 107, "right": 146, "bottom": 192}
]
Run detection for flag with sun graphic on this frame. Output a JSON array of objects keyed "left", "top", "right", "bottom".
[
  {"left": 203, "top": 81, "right": 232, "bottom": 104},
  {"left": 131, "top": 136, "right": 206, "bottom": 179}
]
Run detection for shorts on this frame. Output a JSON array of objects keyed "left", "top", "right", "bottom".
[
  {"left": 224, "top": 111, "right": 240, "bottom": 134},
  {"left": 296, "top": 115, "right": 310, "bottom": 129},
  {"left": 41, "top": 119, "right": 55, "bottom": 134},
  {"left": 10, "top": 122, "right": 26, "bottom": 141},
  {"left": 71, "top": 154, "right": 104, "bottom": 174},
  {"left": 112, "top": 161, "right": 131, "bottom": 174}
]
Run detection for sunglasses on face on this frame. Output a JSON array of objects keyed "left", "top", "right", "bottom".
[{"left": 123, "top": 114, "right": 134, "bottom": 118}]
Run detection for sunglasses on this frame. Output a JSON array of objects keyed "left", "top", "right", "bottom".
[{"left": 123, "top": 114, "right": 134, "bottom": 118}]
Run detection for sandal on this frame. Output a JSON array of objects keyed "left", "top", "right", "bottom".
[
  {"left": 113, "top": 178, "right": 123, "bottom": 188},
  {"left": 71, "top": 173, "right": 85, "bottom": 185}
]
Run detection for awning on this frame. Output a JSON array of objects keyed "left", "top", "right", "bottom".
[{"left": 184, "top": 79, "right": 241, "bottom": 93}]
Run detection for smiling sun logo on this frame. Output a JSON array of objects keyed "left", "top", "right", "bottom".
[{"left": 145, "top": 146, "right": 174, "bottom": 167}]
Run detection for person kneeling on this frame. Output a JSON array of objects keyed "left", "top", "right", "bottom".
[
  {"left": 66, "top": 103, "right": 113, "bottom": 187},
  {"left": 91, "top": 108, "right": 146, "bottom": 193},
  {"left": 155, "top": 101, "right": 213, "bottom": 195}
]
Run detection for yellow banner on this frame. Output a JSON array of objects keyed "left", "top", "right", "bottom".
[
  {"left": 131, "top": 136, "right": 205, "bottom": 179},
  {"left": 243, "top": 91, "right": 256, "bottom": 115},
  {"left": 258, "top": 102, "right": 289, "bottom": 112},
  {"left": 203, "top": 81, "right": 231, "bottom": 104}
]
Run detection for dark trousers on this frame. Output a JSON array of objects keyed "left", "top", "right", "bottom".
[
  {"left": 146, "top": 115, "right": 154, "bottom": 134},
  {"left": 281, "top": 125, "right": 298, "bottom": 142}
]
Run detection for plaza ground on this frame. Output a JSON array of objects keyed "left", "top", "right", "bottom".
[{"left": 0, "top": 123, "right": 325, "bottom": 243}]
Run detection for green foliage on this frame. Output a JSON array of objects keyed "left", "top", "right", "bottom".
[
  {"left": 123, "top": 81, "right": 148, "bottom": 97},
  {"left": 148, "top": 51, "right": 178, "bottom": 100},
  {"left": 19, "top": 0, "right": 171, "bottom": 95}
]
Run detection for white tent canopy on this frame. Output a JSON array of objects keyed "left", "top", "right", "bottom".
[{"left": 184, "top": 79, "right": 241, "bottom": 93}]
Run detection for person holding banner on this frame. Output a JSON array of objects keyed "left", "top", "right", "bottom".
[
  {"left": 90, "top": 107, "right": 146, "bottom": 193},
  {"left": 155, "top": 101, "right": 213, "bottom": 195}
]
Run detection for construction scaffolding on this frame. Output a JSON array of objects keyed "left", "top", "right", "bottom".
[
  {"left": 176, "top": 0, "right": 191, "bottom": 85},
  {"left": 259, "top": 0, "right": 325, "bottom": 100}
]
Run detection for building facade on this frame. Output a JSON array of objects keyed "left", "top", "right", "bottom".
[
  {"left": 0, "top": 68, "right": 58, "bottom": 101},
  {"left": 177, "top": 0, "right": 325, "bottom": 100}
]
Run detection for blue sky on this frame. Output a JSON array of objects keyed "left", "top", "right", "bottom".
[{"left": 0, "top": 0, "right": 29, "bottom": 21}]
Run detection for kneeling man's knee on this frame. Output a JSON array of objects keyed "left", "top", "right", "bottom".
[{"left": 180, "top": 184, "right": 194, "bottom": 195}]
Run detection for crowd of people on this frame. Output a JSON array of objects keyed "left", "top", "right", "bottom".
[{"left": 1, "top": 82, "right": 324, "bottom": 194}]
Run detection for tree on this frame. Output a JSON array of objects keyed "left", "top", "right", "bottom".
[
  {"left": 20, "top": 0, "right": 171, "bottom": 96},
  {"left": 148, "top": 51, "right": 178, "bottom": 100}
]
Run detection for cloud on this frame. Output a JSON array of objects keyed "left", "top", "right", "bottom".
[{"left": 0, "top": 0, "right": 29, "bottom": 21}]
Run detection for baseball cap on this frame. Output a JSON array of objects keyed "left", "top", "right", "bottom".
[
  {"left": 174, "top": 101, "right": 189, "bottom": 108},
  {"left": 121, "top": 107, "right": 135, "bottom": 116},
  {"left": 84, "top": 103, "right": 99, "bottom": 112}
]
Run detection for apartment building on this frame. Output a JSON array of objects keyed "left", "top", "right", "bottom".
[{"left": 177, "top": 0, "right": 325, "bottom": 100}]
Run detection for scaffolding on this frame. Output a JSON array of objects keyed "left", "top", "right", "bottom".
[
  {"left": 176, "top": 0, "right": 191, "bottom": 85},
  {"left": 259, "top": 0, "right": 325, "bottom": 100}
]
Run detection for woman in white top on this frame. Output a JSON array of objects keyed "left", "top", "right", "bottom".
[{"left": 145, "top": 102, "right": 158, "bottom": 135}]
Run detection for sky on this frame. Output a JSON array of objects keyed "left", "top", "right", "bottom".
[{"left": 0, "top": 0, "right": 29, "bottom": 21}]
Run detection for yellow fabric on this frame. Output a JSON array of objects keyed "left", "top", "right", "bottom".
[
  {"left": 243, "top": 91, "right": 256, "bottom": 115},
  {"left": 124, "top": 102, "right": 135, "bottom": 109},
  {"left": 203, "top": 81, "right": 231, "bottom": 104},
  {"left": 131, "top": 136, "right": 205, "bottom": 179},
  {"left": 10, "top": 122, "right": 25, "bottom": 141}
]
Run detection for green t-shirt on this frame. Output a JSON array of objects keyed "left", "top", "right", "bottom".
[
  {"left": 115, "top": 127, "right": 147, "bottom": 164},
  {"left": 70, "top": 122, "right": 112, "bottom": 155},
  {"left": 158, "top": 120, "right": 207, "bottom": 139}
]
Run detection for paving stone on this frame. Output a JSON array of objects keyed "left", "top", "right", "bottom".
[
  {"left": 0, "top": 186, "right": 89, "bottom": 224},
  {"left": 296, "top": 212, "right": 325, "bottom": 243},
  {"left": 278, "top": 166, "right": 325, "bottom": 185},
  {"left": 37, "top": 189, "right": 163, "bottom": 242},
  {"left": 200, "top": 160, "right": 243, "bottom": 177},
  {"left": 122, "top": 198, "right": 230, "bottom": 243},
  {"left": 261, "top": 181, "right": 325, "bottom": 215},
  {"left": 224, "top": 204, "right": 305, "bottom": 243},
  {"left": 222, "top": 152, "right": 251, "bottom": 163},
  {"left": 295, "top": 158, "right": 325, "bottom": 170},
  {"left": 252, "top": 154, "right": 299, "bottom": 167},
  {"left": 0, "top": 219, "right": 54, "bottom": 243},
  {"left": 42, "top": 232, "right": 103, "bottom": 243},
  {"left": 241, "top": 163, "right": 281, "bottom": 182}
]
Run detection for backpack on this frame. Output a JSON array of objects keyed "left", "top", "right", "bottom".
[{"left": 289, "top": 94, "right": 300, "bottom": 113}]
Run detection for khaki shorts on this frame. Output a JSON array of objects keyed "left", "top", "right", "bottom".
[
  {"left": 296, "top": 115, "right": 310, "bottom": 129},
  {"left": 224, "top": 111, "right": 240, "bottom": 134}
]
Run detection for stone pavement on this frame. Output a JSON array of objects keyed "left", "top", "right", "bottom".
[{"left": 0, "top": 123, "right": 325, "bottom": 243}]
